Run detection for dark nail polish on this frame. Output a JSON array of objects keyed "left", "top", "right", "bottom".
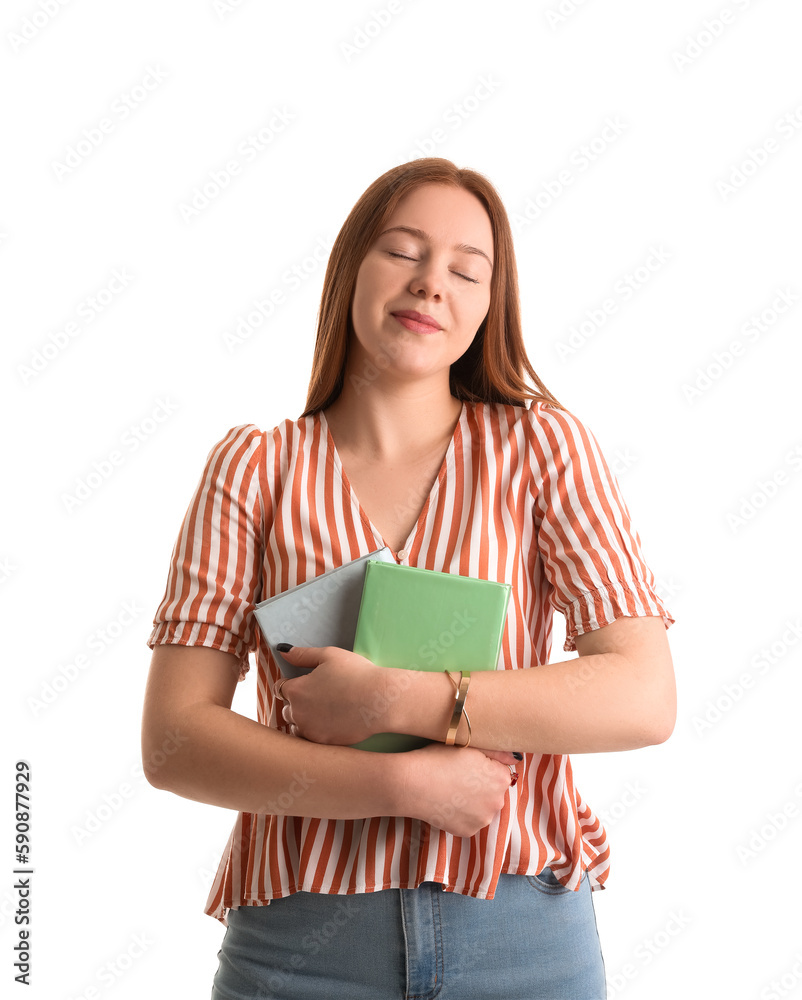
[
  {"left": 512, "top": 752, "right": 524, "bottom": 761},
  {"left": 276, "top": 642, "right": 293, "bottom": 652},
  {"left": 510, "top": 773, "right": 518, "bottom": 786}
]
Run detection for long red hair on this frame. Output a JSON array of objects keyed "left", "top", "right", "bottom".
[{"left": 300, "top": 158, "right": 563, "bottom": 417}]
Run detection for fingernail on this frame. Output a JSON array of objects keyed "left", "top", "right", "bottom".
[
  {"left": 276, "top": 642, "right": 293, "bottom": 652},
  {"left": 512, "top": 752, "right": 524, "bottom": 761},
  {"left": 510, "top": 773, "right": 518, "bottom": 786}
]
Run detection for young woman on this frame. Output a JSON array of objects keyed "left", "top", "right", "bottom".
[{"left": 141, "top": 157, "right": 676, "bottom": 999}]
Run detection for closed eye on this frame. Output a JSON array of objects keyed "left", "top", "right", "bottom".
[{"left": 386, "top": 251, "right": 479, "bottom": 284}]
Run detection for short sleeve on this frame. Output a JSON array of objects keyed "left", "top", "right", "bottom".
[
  {"left": 146, "top": 424, "right": 265, "bottom": 681},
  {"left": 527, "top": 403, "right": 675, "bottom": 652}
]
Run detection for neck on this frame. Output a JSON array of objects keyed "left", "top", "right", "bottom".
[{"left": 322, "top": 378, "right": 464, "bottom": 463}]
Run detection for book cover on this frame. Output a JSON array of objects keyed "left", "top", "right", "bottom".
[
  {"left": 351, "top": 561, "right": 511, "bottom": 752},
  {"left": 252, "top": 547, "right": 397, "bottom": 681}
]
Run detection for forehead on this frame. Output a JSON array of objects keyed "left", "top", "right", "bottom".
[{"left": 380, "top": 183, "right": 494, "bottom": 259}]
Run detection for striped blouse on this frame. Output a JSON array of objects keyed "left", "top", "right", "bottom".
[{"left": 147, "top": 399, "right": 675, "bottom": 926}]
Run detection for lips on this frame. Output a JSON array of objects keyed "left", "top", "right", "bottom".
[{"left": 391, "top": 310, "right": 442, "bottom": 331}]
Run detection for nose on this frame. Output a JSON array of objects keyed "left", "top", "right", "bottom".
[{"left": 408, "top": 258, "right": 444, "bottom": 300}]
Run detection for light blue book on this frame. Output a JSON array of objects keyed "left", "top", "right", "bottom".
[{"left": 252, "top": 547, "right": 396, "bottom": 680}]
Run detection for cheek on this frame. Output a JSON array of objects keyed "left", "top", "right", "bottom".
[
  {"left": 461, "top": 294, "right": 491, "bottom": 334},
  {"left": 349, "top": 282, "right": 369, "bottom": 332},
  {"left": 351, "top": 265, "right": 383, "bottom": 318},
  {"left": 349, "top": 271, "right": 388, "bottom": 344}
]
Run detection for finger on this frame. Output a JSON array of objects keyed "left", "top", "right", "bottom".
[
  {"left": 274, "top": 644, "right": 321, "bottom": 669},
  {"left": 479, "top": 755, "right": 519, "bottom": 786},
  {"left": 473, "top": 748, "right": 520, "bottom": 767},
  {"left": 470, "top": 750, "right": 518, "bottom": 786},
  {"left": 282, "top": 703, "right": 295, "bottom": 725}
]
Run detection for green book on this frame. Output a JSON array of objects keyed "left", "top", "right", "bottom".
[{"left": 350, "top": 561, "right": 511, "bottom": 752}]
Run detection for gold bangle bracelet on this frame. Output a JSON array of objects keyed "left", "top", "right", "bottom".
[{"left": 444, "top": 670, "right": 472, "bottom": 747}]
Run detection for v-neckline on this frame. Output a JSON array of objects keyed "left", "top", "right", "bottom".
[{"left": 318, "top": 400, "right": 466, "bottom": 561}]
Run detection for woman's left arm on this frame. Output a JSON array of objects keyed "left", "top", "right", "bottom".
[
  {"left": 278, "top": 614, "right": 676, "bottom": 754},
  {"left": 397, "top": 613, "right": 676, "bottom": 753}
]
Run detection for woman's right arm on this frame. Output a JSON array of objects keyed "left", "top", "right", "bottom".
[{"left": 141, "top": 644, "right": 515, "bottom": 838}]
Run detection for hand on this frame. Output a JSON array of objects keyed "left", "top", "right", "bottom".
[
  {"left": 275, "top": 645, "right": 397, "bottom": 745},
  {"left": 399, "top": 743, "right": 520, "bottom": 838}
]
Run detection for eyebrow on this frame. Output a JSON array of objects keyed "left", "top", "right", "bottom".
[{"left": 377, "top": 226, "right": 493, "bottom": 268}]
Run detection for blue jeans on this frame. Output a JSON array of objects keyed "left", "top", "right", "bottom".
[{"left": 210, "top": 869, "right": 607, "bottom": 999}]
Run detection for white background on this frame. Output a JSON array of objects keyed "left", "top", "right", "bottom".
[{"left": 3, "top": 1, "right": 801, "bottom": 997}]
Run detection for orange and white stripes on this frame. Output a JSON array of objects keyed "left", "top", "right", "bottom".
[{"left": 147, "top": 400, "right": 674, "bottom": 926}]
